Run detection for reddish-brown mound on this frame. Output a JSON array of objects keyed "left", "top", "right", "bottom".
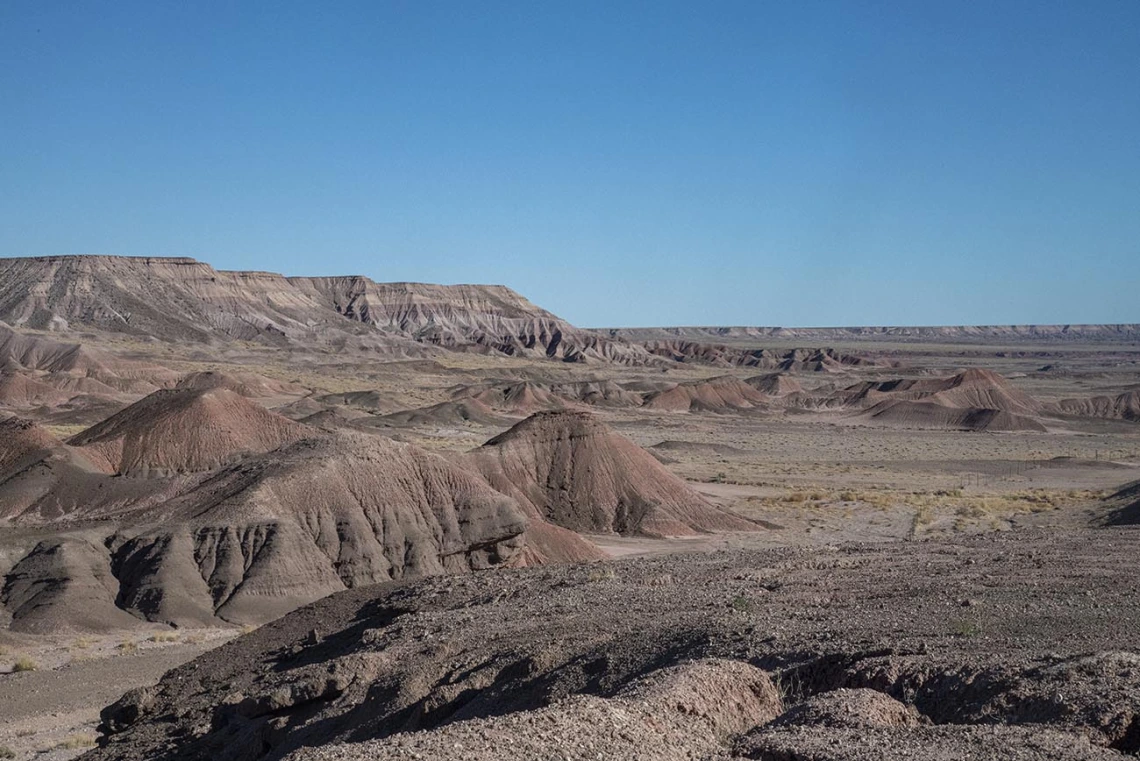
[
  {"left": 863, "top": 399, "right": 1048, "bottom": 432},
  {"left": 0, "top": 372, "right": 70, "bottom": 408},
  {"left": 0, "top": 416, "right": 132, "bottom": 522},
  {"left": 643, "top": 375, "right": 770, "bottom": 412},
  {"left": 317, "top": 389, "right": 405, "bottom": 413},
  {"left": 68, "top": 387, "right": 313, "bottom": 476},
  {"left": 463, "top": 381, "right": 572, "bottom": 414},
  {"left": 836, "top": 368, "right": 1040, "bottom": 415},
  {"left": 925, "top": 368, "right": 1042, "bottom": 414},
  {"left": 769, "top": 688, "right": 921, "bottom": 729},
  {"left": 466, "top": 411, "right": 756, "bottom": 551},
  {"left": 1049, "top": 390, "right": 1140, "bottom": 422},
  {"left": 788, "top": 368, "right": 1050, "bottom": 430},
  {"left": 744, "top": 372, "right": 805, "bottom": 397},
  {"left": 0, "top": 416, "right": 62, "bottom": 479},
  {"left": 379, "top": 399, "right": 513, "bottom": 428},
  {"left": 176, "top": 371, "right": 308, "bottom": 399},
  {"left": 453, "top": 379, "right": 643, "bottom": 413}
]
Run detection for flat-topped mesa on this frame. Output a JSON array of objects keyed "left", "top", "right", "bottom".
[
  {"left": 0, "top": 255, "right": 337, "bottom": 342},
  {"left": 466, "top": 410, "right": 757, "bottom": 546},
  {"left": 3, "top": 254, "right": 204, "bottom": 265},
  {"left": 289, "top": 277, "right": 560, "bottom": 323},
  {"left": 0, "top": 255, "right": 650, "bottom": 362}
]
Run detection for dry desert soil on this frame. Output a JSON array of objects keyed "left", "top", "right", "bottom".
[{"left": 0, "top": 255, "right": 1138, "bottom": 760}]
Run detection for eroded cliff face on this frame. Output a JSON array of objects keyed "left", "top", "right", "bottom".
[
  {"left": 290, "top": 276, "right": 656, "bottom": 363},
  {"left": 0, "top": 256, "right": 654, "bottom": 362},
  {"left": 0, "top": 256, "right": 431, "bottom": 355}
]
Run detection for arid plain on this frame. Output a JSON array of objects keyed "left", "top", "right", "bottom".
[{"left": 1, "top": 255, "right": 1138, "bottom": 760}]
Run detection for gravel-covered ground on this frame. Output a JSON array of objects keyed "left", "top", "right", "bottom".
[{"left": 81, "top": 524, "right": 1140, "bottom": 761}]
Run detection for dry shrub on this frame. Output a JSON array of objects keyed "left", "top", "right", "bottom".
[{"left": 56, "top": 735, "right": 97, "bottom": 750}]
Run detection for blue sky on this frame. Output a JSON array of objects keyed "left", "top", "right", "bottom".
[{"left": 2, "top": 2, "right": 1137, "bottom": 327}]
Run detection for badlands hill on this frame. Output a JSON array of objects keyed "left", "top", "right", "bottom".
[
  {"left": 643, "top": 375, "right": 771, "bottom": 413},
  {"left": 449, "top": 378, "right": 644, "bottom": 414},
  {"left": 764, "top": 368, "right": 1054, "bottom": 432},
  {"left": 67, "top": 387, "right": 313, "bottom": 476},
  {"left": 0, "top": 324, "right": 176, "bottom": 396},
  {"left": 1, "top": 377, "right": 764, "bottom": 630},
  {"left": 837, "top": 368, "right": 1047, "bottom": 431},
  {"left": 1, "top": 431, "right": 531, "bottom": 632},
  {"left": 465, "top": 411, "right": 756, "bottom": 539},
  {"left": 1049, "top": 389, "right": 1140, "bottom": 422}
]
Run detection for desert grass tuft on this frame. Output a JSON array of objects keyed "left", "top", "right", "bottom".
[{"left": 55, "top": 734, "right": 97, "bottom": 750}]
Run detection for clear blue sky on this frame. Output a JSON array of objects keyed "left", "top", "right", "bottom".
[{"left": 2, "top": 2, "right": 1138, "bottom": 327}]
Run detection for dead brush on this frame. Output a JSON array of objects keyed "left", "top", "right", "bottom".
[{"left": 772, "top": 668, "right": 806, "bottom": 704}]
